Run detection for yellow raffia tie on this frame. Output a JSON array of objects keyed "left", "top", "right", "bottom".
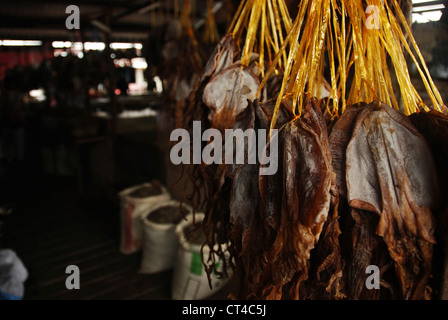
[
  {"left": 258, "top": 0, "right": 445, "bottom": 138},
  {"left": 228, "top": 0, "right": 292, "bottom": 75}
]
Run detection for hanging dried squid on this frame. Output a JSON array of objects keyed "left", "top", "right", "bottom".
[
  {"left": 409, "top": 110, "right": 448, "bottom": 299},
  {"left": 229, "top": 97, "right": 343, "bottom": 300},
  {"left": 178, "top": 0, "right": 294, "bottom": 284},
  {"left": 174, "top": 0, "right": 448, "bottom": 301},
  {"left": 330, "top": 101, "right": 442, "bottom": 299}
]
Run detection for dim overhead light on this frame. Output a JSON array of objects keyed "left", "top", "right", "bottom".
[
  {"left": 411, "top": 0, "right": 445, "bottom": 23},
  {"left": 84, "top": 42, "right": 106, "bottom": 51},
  {"left": 0, "top": 40, "right": 42, "bottom": 46},
  {"left": 29, "top": 88, "right": 46, "bottom": 101},
  {"left": 131, "top": 57, "right": 148, "bottom": 69},
  {"left": 413, "top": 4, "right": 445, "bottom": 12},
  {"left": 110, "top": 43, "right": 133, "bottom": 50},
  {"left": 52, "top": 41, "right": 73, "bottom": 48},
  {"left": 413, "top": 10, "right": 443, "bottom": 23},
  {"left": 110, "top": 43, "right": 143, "bottom": 50},
  {"left": 52, "top": 41, "right": 65, "bottom": 48},
  {"left": 51, "top": 41, "right": 141, "bottom": 51}
]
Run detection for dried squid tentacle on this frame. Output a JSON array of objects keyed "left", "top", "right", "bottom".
[
  {"left": 409, "top": 110, "right": 448, "bottom": 299},
  {"left": 252, "top": 100, "right": 335, "bottom": 300},
  {"left": 346, "top": 102, "right": 440, "bottom": 300}
]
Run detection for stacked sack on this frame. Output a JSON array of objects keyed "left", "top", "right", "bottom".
[
  {"left": 118, "top": 180, "right": 170, "bottom": 255},
  {"left": 119, "top": 181, "right": 232, "bottom": 300},
  {"left": 171, "top": 213, "right": 233, "bottom": 300},
  {"left": 139, "top": 200, "right": 192, "bottom": 274}
]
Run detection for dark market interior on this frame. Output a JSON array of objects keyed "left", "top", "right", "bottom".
[{"left": 1, "top": 0, "right": 448, "bottom": 302}]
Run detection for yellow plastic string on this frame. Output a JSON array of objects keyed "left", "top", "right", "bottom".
[
  {"left": 388, "top": 0, "right": 444, "bottom": 111},
  {"left": 269, "top": 0, "right": 286, "bottom": 69},
  {"left": 257, "top": 0, "right": 445, "bottom": 136},
  {"left": 308, "top": 0, "right": 330, "bottom": 105},
  {"left": 266, "top": 0, "right": 307, "bottom": 131},
  {"left": 241, "top": 0, "right": 263, "bottom": 67},
  {"left": 327, "top": 11, "right": 338, "bottom": 115},
  {"left": 228, "top": 0, "right": 247, "bottom": 36},
  {"left": 228, "top": 0, "right": 292, "bottom": 74},
  {"left": 376, "top": 0, "right": 419, "bottom": 114},
  {"left": 259, "top": 2, "right": 267, "bottom": 78}
]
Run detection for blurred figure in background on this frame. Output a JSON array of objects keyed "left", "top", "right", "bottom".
[{"left": 0, "top": 76, "right": 26, "bottom": 164}]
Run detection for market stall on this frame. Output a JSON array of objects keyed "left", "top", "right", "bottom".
[{"left": 1, "top": 0, "right": 448, "bottom": 303}]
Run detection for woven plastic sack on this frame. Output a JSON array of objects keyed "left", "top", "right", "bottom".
[
  {"left": 171, "top": 213, "right": 233, "bottom": 300},
  {"left": 119, "top": 182, "right": 170, "bottom": 254},
  {"left": 139, "top": 200, "right": 192, "bottom": 274}
]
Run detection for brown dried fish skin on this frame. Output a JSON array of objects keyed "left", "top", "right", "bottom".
[
  {"left": 200, "top": 34, "right": 235, "bottom": 81},
  {"left": 248, "top": 100, "right": 336, "bottom": 300},
  {"left": 410, "top": 110, "right": 448, "bottom": 299},
  {"left": 329, "top": 102, "right": 369, "bottom": 199},
  {"left": 345, "top": 102, "right": 440, "bottom": 300},
  {"left": 203, "top": 64, "right": 260, "bottom": 131}
]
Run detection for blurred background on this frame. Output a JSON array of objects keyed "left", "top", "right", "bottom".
[{"left": 0, "top": 0, "right": 447, "bottom": 300}]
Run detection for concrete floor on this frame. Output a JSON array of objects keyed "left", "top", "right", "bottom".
[{"left": 0, "top": 160, "right": 237, "bottom": 300}]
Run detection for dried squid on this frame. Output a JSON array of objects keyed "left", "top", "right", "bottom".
[
  {"left": 409, "top": 110, "right": 448, "bottom": 299},
  {"left": 330, "top": 101, "right": 441, "bottom": 300},
  {"left": 232, "top": 97, "right": 342, "bottom": 300}
]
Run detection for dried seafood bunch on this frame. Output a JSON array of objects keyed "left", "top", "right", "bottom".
[
  {"left": 251, "top": 0, "right": 447, "bottom": 300},
  {"left": 230, "top": 96, "right": 343, "bottom": 300},
  {"left": 234, "top": 0, "right": 348, "bottom": 299},
  {"left": 330, "top": 101, "right": 442, "bottom": 299},
  {"left": 179, "top": 0, "right": 293, "bottom": 283},
  {"left": 328, "top": 0, "right": 447, "bottom": 300},
  {"left": 240, "top": 0, "right": 448, "bottom": 300},
  {"left": 179, "top": 0, "right": 448, "bottom": 301},
  {"left": 408, "top": 110, "right": 448, "bottom": 299}
]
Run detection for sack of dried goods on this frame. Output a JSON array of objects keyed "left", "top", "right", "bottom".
[
  {"left": 139, "top": 200, "right": 192, "bottom": 274},
  {"left": 119, "top": 181, "right": 170, "bottom": 254},
  {"left": 171, "top": 213, "right": 233, "bottom": 300}
]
